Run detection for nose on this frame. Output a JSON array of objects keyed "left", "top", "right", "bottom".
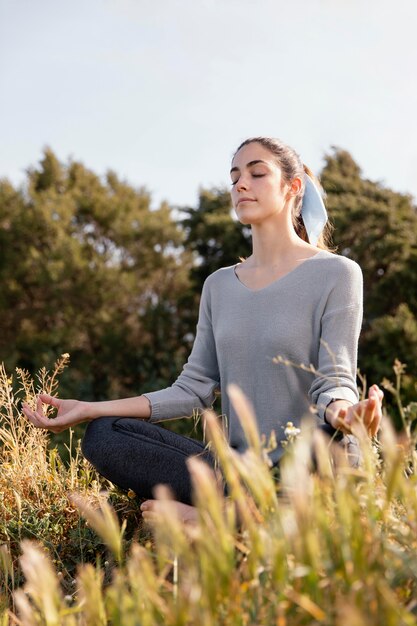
[{"left": 235, "top": 173, "right": 249, "bottom": 192}]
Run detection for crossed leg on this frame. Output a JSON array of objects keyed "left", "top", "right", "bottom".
[{"left": 81, "top": 417, "right": 222, "bottom": 523}]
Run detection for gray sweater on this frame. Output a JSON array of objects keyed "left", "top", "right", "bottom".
[{"left": 143, "top": 249, "right": 363, "bottom": 463}]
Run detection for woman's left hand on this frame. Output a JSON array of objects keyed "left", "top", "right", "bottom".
[{"left": 327, "top": 384, "right": 384, "bottom": 437}]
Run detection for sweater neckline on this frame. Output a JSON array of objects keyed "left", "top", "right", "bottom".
[{"left": 233, "top": 249, "right": 328, "bottom": 293}]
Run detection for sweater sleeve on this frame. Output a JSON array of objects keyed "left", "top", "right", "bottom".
[
  {"left": 143, "top": 277, "right": 220, "bottom": 423},
  {"left": 309, "top": 259, "right": 363, "bottom": 420}
]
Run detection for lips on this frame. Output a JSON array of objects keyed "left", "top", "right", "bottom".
[{"left": 237, "top": 197, "right": 256, "bottom": 205}]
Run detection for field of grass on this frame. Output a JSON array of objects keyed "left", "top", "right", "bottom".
[{"left": 1, "top": 356, "right": 417, "bottom": 625}]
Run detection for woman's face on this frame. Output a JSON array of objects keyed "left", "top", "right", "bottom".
[{"left": 230, "top": 142, "right": 291, "bottom": 226}]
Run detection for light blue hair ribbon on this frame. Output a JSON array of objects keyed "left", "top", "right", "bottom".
[{"left": 301, "top": 174, "right": 328, "bottom": 246}]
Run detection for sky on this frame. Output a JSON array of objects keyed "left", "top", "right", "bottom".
[{"left": 1, "top": 0, "right": 416, "bottom": 210}]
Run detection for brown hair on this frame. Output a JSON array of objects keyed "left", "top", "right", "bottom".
[{"left": 233, "top": 137, "right": 334, "bottom": 251}]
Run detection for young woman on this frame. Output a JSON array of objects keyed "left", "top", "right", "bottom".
[{"left": 22, "top": 137, "right": 383, "bottom": 525}]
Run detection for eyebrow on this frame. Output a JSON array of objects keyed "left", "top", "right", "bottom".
[{"left": 230, "top": 159, "right": 268, "bottom": 174}]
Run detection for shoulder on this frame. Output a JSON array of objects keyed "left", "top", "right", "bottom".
[
  {"left": 315, "top": 250, "right": 363, "bottom": 284},
  {"left": 197, "top": 265, "right": 236, "bottom": 307},
  {"left": 202, "top": 265, "right": 236, "bottom": 289},
  {"left": 315, "top": 251, "right": 363, "bottom": 310}
]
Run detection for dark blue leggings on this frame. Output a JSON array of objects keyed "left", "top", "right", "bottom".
[
  {"left": 81, "top": 417, "right": 222, "bottom": 505},
  {"left": 81, "top": 418, "right": 360, "bottom": 506}
]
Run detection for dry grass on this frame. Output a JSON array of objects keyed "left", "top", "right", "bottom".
[
  {"left": 1, "top": 358, "right": 417, "bottom": 625},
  {"left": 0, "top": 356, "right": 145, "bottom": 613}
]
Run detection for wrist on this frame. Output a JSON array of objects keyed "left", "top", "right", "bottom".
[{"left": 83, "top": 401, "right": 98, "bottom": 420}]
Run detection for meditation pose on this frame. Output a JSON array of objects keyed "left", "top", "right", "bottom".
[{"left": 23, "top": 137, "right": 383, "bottom": 525}]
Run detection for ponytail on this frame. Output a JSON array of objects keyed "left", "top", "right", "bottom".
[{"left": 295, "top": 164, "right": 335, "bottom": 252}]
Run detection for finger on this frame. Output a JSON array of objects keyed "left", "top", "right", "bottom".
[
  {"left": 22, "top": 403, "right": 48, "bottom": 429},
  {"left": 344, "top": 404, "right": 369, "bottom": 438},
  {"left": 370, "top": 400, "right": 382, "bottom": 437},
  {"left": 370, "top": 414, "right": 381, "bottom": 437},
  {"left": 349, "top": 401, "right": 367, "bottom": 423},
  {"left": 142, "top": 512, "right": 160, "bottom": 525},
  {"left": 334, "top": 409, "right": 352, "bottom": 434},
  {"left": 39, "top": 393, "right": 60, "bottom": 408},
  {"left": 351, "top": 398, "right": 377, "bottom": 423},
  {"left": 369, "top": 384, "right": 382, "bottom": 397},
  {"left": 22, "top": 402, "right": 58, "bottom": 430},
  {"left": 367, "top": 389, "right": 383, "bottom": 436},
  {"left": 32, "top": 406, "right": 76, "bottom": 433},
  {"left": 36, "top": 396, "right": 45, "bottom": 417},
  {"left": 21, "top": 408, "right": 40, "bottom": 428},
  {"left": 362, "top": 398, "right": 379, "bottom": 436},
  {"left": 369, "top": 385, "right": 384, "bottom": 404}
]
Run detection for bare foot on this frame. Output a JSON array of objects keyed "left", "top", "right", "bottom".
[{"left": 140, "top": 499, "right": 199, "bottom": 525}]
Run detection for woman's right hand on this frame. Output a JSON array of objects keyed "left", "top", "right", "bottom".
[{"left": 22, "top": 394, "right": 91, "bottom": 433}]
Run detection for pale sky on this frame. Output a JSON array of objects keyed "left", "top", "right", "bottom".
[{"left": 1, "top": 0, "right": 416, "bottom": 210}]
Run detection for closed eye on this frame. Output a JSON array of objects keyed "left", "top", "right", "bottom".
[{"left": 231, "top": 173, "right": 266, "bottom": 186}]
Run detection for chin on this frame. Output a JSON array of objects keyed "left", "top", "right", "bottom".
[
  {"left": 236, "top": 216, "right": 253, "bottom": 226},
  {"left": 235, "top": 209, "right": 257, "bottom": 226},
  {"left": 237, "top": 214, "right": 263, "bottom": 226}
]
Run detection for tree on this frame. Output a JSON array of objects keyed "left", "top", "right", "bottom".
[{"left": 0, "top": 148, "right": 193, "bottom": 401}]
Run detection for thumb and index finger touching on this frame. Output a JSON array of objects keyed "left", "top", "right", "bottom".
[{"left": 38, "top": 393, "right": 61, "bottom": 408}]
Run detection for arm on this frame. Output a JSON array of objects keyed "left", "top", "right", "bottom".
[
  {"left": 22, "top": 393, "right": 152, "bottom": 434},
  {"left": 309, "top": 259, "right": 363, "bottom": 420},
  {"left": 23, "top": 277, "right": 220, "bottom": 432},
  {"left": 309, "top": 259, "right": 382, "bottom": 437},
  {"left": 143, "top": 276, "right": 220, "bottom": 422}
]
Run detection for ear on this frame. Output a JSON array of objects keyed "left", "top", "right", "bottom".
[{"left": 289, "top": 177, "right": 302, "bottom": 196}]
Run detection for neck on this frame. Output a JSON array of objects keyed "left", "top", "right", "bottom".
[{"left": 248, "top": 214, "right": 311, "bottom": 267}]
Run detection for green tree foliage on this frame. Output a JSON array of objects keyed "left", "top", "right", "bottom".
[
  {"left": 321, "top": 148, "right": 417, "bottom": 414},
  {"left": 0, "top": 148, "right": 193, "bottom": 400}
]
